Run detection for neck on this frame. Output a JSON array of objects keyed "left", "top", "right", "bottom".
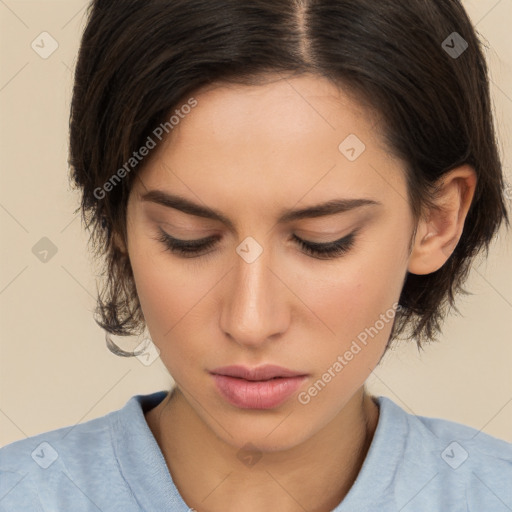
[{"left": 146, "top": 386, "right": 379, "bottom": 512}]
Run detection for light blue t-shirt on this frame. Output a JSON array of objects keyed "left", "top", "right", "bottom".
[{"left": 1, "top": 390, "right": 511, "bottom": 511}]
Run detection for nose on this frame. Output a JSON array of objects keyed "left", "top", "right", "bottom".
[{"left": 219, "top": 240, "right": 290, "bottom": 349}]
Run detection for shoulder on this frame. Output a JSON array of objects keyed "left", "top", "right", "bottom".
[
  {"left": 376, "top": 396, "right": 512, "bottom": 511},
  {"left": 398, "top": 398, "right": 512, "bottom": 467},
  {"left": 0, "top": 391, "right": 168, "bottom": 511},
  {"left": 0, "top": 404, "right": 118, "bottom": 466},
  {"left": 0, "top": 411, "right": 118, "bottom": 510}
]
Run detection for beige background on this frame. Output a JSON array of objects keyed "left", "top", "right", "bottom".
[{"left": 0, "top": 0, "right": 511, "bottom": 447}]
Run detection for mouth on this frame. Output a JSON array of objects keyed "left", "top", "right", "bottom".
[
  {"left": 210, "top": 364, "right": 308, "bottom": 381},
  {"left": 209, "top": 365, "right": 308, "bottom": 409}
]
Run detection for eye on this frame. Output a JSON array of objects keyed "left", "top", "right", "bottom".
[
  {"left": 155, "top": 229, "right": 357, "bottom": 260},
  {"left": 155, "top": 230, "right": 219, "bottom": 258},
  {"left": 291, "top": 232, "right": 357, "bottom": 259}
]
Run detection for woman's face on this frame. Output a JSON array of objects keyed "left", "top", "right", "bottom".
[{"left": 126, "top": 73, "right": 415, "bottom": 450}]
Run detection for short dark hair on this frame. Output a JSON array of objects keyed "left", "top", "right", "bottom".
[{"left": 69, "top": 0, "right": 509, "bottom": 355}]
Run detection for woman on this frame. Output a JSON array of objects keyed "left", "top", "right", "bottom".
[{"left": 1, "top": 0, "right": 510, "bottom": 510}]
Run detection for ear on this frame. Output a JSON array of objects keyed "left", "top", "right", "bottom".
[
  {"left": 113, "top": 231, "right": 128, "bottom": 255},
  {"left": 408, "top": 165, "right": 477, "bottom": 275}
]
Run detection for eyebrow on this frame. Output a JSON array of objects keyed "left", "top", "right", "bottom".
[{"left": 141, "top": 190, "right": 380, "bottom": 229}]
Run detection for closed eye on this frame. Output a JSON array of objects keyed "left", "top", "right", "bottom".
[
  {"left": 155, "top": 229, "right": 358, "bottom": 260},
  {"left": 291, "top": 232, "right": 356, "bottom": 259}
]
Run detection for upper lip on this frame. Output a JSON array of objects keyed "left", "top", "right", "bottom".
[{"left": 210, "top": 365, "right": 307, "bottom": 381}]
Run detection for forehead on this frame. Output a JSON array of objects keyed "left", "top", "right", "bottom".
[
  {"left": 134, "top": 73, "right": 405, "bottom": 217},
  {"left": 171, "top": 73, "right": 374, "bottom": 148}
]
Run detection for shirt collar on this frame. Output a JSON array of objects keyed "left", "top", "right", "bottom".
[
  {"left": 111, "top": 391, "right": 406, "bottom": 510},
  {"left": 111, "top": 390, "right": 190, "bottom": 511}
]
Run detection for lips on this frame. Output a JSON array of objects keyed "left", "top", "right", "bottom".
[
  {"left": 209, "top": 365, "right": 308, "bottom": 409},
  {"left": 210, "top": 364, "right": 307, "bottom": 381}
]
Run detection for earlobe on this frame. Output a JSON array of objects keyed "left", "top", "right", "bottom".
[
  {"left": 113, "top": 231, "right": 128, "bottom": 255},
  {"left": 407, "top": 165, "right": 477, "bottom": 276}
]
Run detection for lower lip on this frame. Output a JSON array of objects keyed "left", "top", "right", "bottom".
[{"left": 211, "top": 374, "right": 307, "bottom": 409}]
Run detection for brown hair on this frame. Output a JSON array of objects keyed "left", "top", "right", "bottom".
[{"left": 69, "top": 0, "right": 509, "bottom": 355}]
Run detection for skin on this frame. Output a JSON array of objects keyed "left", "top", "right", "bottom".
[{"left": 121, "top": 73, "right": 476, "bottom": 512}]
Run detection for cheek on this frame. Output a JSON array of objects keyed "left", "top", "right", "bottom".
[
  {"left": 296, "top": 234, "right": 408, "bottom": 385},
  {"left": 128, "top": 244, "right": 202, "bottom": 339},
  {"left": 130, "top": 255, "right": 213, "bottom": 384},
  {"left": 305, "top": 249, "right": 406, "bottom": 342},
  {"left": 295, "top": 258, "right": 404, "bottom": 412},
  {"left": 126, "top": 212, "right": 211, "bottom": 338},
  {"left": 128, "top": 240, "right": 234, "bottom": 382}
]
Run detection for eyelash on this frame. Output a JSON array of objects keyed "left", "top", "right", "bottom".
[{"left": 156, "top": 229, "right": 357, "bottom": 260}]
